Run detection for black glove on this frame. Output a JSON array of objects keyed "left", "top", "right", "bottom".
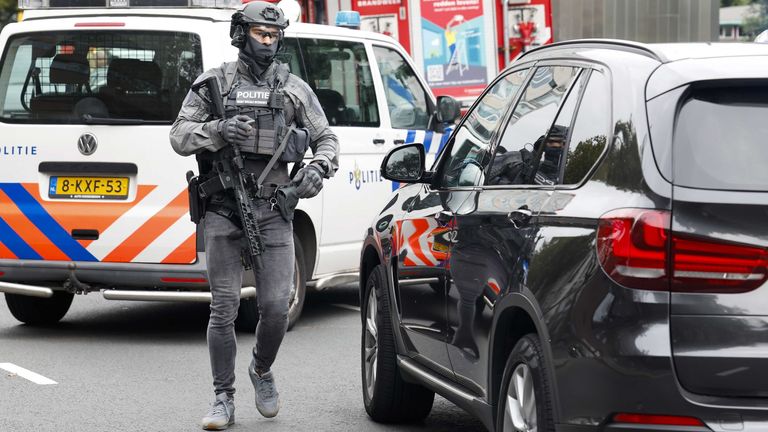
[
  {"left": 218, "top": 115, "right": 252, "bottom": 146},
  {"left": 293, "top": 163, "right": 325, "bottom": 199}
]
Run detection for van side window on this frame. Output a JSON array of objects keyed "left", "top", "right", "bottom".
[
  {"left": 437, "top": 68, "right": 530, "bottom": 188},
  {"left": 300, "top": 39, "right": 379, "bottom": 127},
  {"left": 487, "top": 66, "right": 581, "bottom": 186},
  {"left": 372, "top": 45, "right": 430, "bottom": 130},
  {"left": 276, "top": 37, "right": 304, "bottom": 78},
  {"left": 0, "top": 31, "right": 203, "bottom": 124},
  {"left": 561, "top": 70, "right": 610, "bottom": 185}
]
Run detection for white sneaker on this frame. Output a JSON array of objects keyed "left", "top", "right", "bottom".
[{"left": 201, "top": 393, "right": 235, "bottom": 430}]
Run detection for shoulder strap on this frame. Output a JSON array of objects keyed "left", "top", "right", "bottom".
[
  {"left": 256, "top": 127, "right": 295, "bottom": 187},
  {"left": 221, "top": 61, "right": 239, "bottom": 96},
  {"left": 273, "top": 63, "right": 291, "bottom": 90}
]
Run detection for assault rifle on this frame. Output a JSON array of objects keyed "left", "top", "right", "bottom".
[{"left": 190, "top": 76, "right": 265, "bottom": 270}]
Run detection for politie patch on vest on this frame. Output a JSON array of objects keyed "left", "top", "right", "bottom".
[{"left": 235, "top": 88, "right": 271, "bottom": 106}]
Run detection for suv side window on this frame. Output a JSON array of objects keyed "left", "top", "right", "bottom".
[
  {"left": 438, "top": 68, "right": 530, "bottom": 188},
  {"left": 561, "top": 70, "right": 610, "bottom": 185},
  {"left": 486, "top": 66, "right": 581, "bottom": 186},
  {"left": 299, "top": 38, "right": 379, "bottom": 127},
  {"left": 532, "top": 71, "right": 587, "bottom": 185},
  {"left": 372, "top": 45, "right": 430, "bottom": 130}
]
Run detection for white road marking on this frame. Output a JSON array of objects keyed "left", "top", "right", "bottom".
[
  {"left": 0, "top": 363, "right": 57, "bottom": 385},
  {"left": 330, "top": 303, "right": 360, "bottom": 312}
]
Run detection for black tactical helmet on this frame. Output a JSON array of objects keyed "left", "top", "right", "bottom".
[{"left": 230, "top": 1, "right": 289, "bottom": 48}]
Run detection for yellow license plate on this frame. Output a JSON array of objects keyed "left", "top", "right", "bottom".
[{"left": 48, "top": 176, "right": 129, "bottom": 200}]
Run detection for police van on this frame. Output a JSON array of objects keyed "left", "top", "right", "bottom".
[{"left": 0, "top": 0, "right": 459, "bottom": 329}]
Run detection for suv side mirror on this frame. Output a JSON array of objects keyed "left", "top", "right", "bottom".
[
  {"left": 436, "top": 95, "right": 461, "bottom": 124},
  {"left": 380, "top": 143, "right": 426, "bottom": 183}
]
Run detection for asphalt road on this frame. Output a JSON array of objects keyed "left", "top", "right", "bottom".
[{"left": 0, "top": 285, "right": 486, "bottom": 432}]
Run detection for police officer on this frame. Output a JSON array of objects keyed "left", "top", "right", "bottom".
[{"left": 169, "top": 2, "right": 338, "bottom": 430}]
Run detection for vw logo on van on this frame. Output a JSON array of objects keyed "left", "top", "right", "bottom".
[{"left": 78, "top": 133, "right": 98, "bottom": 156}]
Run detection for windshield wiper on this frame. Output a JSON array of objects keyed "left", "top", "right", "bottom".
[{"left": 81, "top": 114, "right": 169, "bottom": 125}]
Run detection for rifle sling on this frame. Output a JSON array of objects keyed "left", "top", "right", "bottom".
[{"left": 255, "top": 127, "right": 294, "bottom": 188}]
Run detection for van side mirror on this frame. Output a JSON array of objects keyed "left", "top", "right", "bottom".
[
  {"left": 380, "top": 143, "right": 426, "bottom": 183},
  {"left": 436, "top": 95, "right": 461, "bottom": 124}
]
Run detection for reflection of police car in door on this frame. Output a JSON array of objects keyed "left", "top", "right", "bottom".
[{"left": 0, "top": 0, "right": 460, "bottom": 329}]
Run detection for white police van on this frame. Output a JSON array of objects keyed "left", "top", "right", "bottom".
[{"left": 0, "top": 0, "right": 459, "bottom": 329}]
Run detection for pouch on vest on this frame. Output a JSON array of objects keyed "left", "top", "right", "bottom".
[
  {"left": 280, "top": 127, "right": 310, "bottom": 163},
  {"left": 275, "top": 183, "right": 300, "bottom": 222}
]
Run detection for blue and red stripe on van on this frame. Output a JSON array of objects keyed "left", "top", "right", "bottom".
[
  {"left": 0, "top": 183, "right": 195, "bottom": 264},
  {"left": 0, "top": 183, "right": 97, "bottom": 261}
]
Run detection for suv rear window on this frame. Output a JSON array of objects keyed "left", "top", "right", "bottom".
[
  {"left": 0, "top": 31, "right": 202, "bottom": 124},
  {"left": 674, "top": 85, "right": 768, "bottom": 191}
]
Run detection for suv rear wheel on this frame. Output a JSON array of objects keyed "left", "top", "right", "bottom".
[
  {"left": 497, "top": 334, "right": 554, "bottom": 432},
  {"left": 362, "top": 264, "right": 434, "bottom": 423},
  {"left": 5, "top": 291, "right": 74, "bottom": 325},
  {"left": 235, "top": 232, "right": 307, "bottom": 332}
]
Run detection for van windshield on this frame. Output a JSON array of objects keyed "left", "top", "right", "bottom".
[
  {"left": 674, "top": 85, "right": 768, "bottom": 191},
  {"left": 0, "top": 30, "right": 203, "bottom": 124}
]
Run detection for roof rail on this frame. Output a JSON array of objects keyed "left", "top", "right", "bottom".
[{"left": 518, "top": 38, "right": 667, "bottom": 63}]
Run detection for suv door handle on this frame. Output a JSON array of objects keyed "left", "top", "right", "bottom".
[
  {"left": 435, "top": 210, "right": 452, "bottom": 224},
  {"left": 507, "top": 207, "right": 532, "bottom": 229},
  {"left": 393, "top": 139, "right": 405, "bottom": 145},
  {"left": 373, "top": 139, "right": 385, "bottom": 145}
]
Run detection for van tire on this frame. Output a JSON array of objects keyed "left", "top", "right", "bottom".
[
  {"left": 235, "top": 232, "right": 306, "bottom": 332},
  {"left": 362, "top": 264, "right": 434, "bottom": 423},
  {"left": 5, "top": 291, "right": 74, "bottom": 325}
]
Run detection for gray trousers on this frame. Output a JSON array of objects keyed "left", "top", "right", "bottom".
[{"left": 203, "top": 200, "right": 294, "bottom": 397}]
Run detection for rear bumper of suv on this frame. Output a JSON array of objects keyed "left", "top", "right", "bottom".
[
  {"left": 550, "top": 278, "right": 768, "bottom": 432},
  {"left": 558, "top": 425, "right": 711, "bottom": 432}
]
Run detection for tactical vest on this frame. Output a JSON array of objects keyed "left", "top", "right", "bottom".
[{"left": 225, "top": 79, "right": 286, "bottom": 157}]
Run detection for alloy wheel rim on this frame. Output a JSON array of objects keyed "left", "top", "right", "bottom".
[
  {"left": 503, "top": 363, "right": 537, "bottom": 432},
  {"left": 363, "top": 287, "right": 378, "bottom": 400}
]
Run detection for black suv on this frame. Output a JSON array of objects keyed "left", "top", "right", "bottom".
[{"left": 358, "top": 40, "right": 768, "bottom": 432}]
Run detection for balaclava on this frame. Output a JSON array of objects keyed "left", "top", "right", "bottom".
[{"left": 239, "top": 31, "right": 278, "bottom": 78}]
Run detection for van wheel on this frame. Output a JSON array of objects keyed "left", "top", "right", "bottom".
[
  {"left": 497, "top": 334, "right": 554, "bottom": 432},
  {"left": 362, "top": 264, "right": 434, "bottom": 423},
  {"left": 235, "top": 232, "right": 306, "bottom": 332},
  {"left": 5, "top": 292, "right": 74, "bottom": 325}
]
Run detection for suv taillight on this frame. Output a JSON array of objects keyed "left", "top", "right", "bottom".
[
  {"left": 672, "top": 234, "right": 767, "bottom": 293},
  {"left": 597, "top": 208, "right": 767, "bottom": 293},
  {"left": 597, "top": 209, "right": 670, "bottom": 291}
]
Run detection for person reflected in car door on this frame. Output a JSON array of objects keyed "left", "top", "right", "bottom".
[
  {"left": 442, "top": 190, "right": 510, "bottom": 362},
  {"left": 487, "top": 125, "right": 567, "bottom": 186}
]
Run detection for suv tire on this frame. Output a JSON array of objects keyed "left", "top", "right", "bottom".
[
  {"left": 362, "top": 264, "right": 434, "bottom": 423},
  {"left": 497, "top": 334, "right": 554, "bottom": 432},
  {"left": 5, "top": 291, "right": 74, "bottom": 325},
  {"left": 236, "top": 232, "right": 306, "bottom": 332}
]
